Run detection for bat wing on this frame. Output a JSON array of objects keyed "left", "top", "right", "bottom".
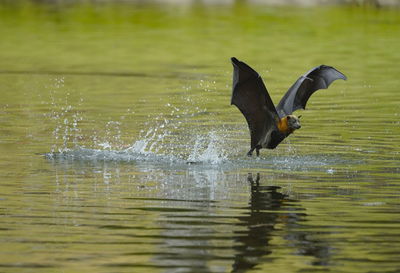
[
  {"left": 276, "top": 65, "right": 347, "bottom": 118},
  {"left": 231, "top": 57, "right": 279, "bottom": 149}
]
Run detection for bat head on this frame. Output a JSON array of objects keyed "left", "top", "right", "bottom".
[{"left": 287, "top": 115, "right": 301, "bottom": 130}]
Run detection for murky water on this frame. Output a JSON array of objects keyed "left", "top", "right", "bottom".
[{"left": 1, "top": 2, "right": 400, "bottom": 273}]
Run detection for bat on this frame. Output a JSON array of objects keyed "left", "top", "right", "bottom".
[{"left": 230, "top": 57, "right": 346, "bottom": 157}]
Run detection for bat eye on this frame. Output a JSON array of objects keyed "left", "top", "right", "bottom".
[{"left": 298, "top": 115, "right": 302, "bottom": 119}]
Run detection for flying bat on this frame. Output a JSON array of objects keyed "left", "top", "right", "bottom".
[{"left": 230, "top": 57, "right": 346, "bottom": 157}]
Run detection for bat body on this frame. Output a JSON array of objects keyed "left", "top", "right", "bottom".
[{"left": 230, "top": 57, "right": 346, "bottom": 156}]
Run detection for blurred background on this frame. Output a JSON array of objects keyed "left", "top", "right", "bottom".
[
  {"left": 1, "top": 1, "right": 400, "bottom": 273},
  {"left": 3, "top": 0, "right": 400, "bottom": 6}
]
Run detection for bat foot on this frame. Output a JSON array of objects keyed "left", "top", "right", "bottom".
[{"left": 247, "top": 147, "right": 261, "bottom": 157}]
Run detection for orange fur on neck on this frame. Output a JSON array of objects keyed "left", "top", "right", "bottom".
[{"left": 278, "top": 117, "right": 293, "bottom": 134}]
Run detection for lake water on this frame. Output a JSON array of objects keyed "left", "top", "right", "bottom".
[{"left": 1, "top": 2, "right": 400, "bottom": 273}]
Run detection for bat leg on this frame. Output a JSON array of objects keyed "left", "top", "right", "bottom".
[{"left": 247, "top": 148, "right": 255, "bottom": 157}]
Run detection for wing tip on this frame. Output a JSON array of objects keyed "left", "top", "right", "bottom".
[
  {"left": 231, "top": 57, "right": 239, "bottom": 65},
  {"left": 230, "top": 57, "right": 260, "bottom": 78},
  {"left": 319, "top": 64, "right": 347, "bottom": 81}
]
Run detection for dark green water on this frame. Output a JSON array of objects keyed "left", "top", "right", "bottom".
[{"left": 1, "top": 2, "right": 400, "bottom": 273}]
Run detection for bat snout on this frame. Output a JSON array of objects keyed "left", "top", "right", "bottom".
[
  {"left": 292, "top": 120, "right": 301, "bottom": 130},
  {"left": 288, "top": 118, "right": 301, "bottom": 130}
]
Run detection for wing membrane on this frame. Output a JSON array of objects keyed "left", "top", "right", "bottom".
[
  {"left": 231, "top": 57, "right": 279, "bottom": 149},
  {"left": 276, "top": 65, "right": 347, "bottom": 117}
]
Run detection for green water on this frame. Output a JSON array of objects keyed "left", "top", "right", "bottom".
[{"left": 1, "top": 1, "right": 400, "bottom": 273}]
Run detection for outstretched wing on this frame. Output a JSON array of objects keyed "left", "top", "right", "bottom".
[
  {"left": 276, "top": 65, "right": 347, "bottom": 118},
  {"left": 230, "top": 57, "right": 279, "bottom": 149}
]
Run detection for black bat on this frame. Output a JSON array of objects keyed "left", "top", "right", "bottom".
[{"left": 230, "top": 57, "right": 346, "bottom": 157}]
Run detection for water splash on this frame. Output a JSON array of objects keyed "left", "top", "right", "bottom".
[
  {"left": 43, "top": 77, "right": 354, "bottom": 172},
  {"left": 45, "top": 77, "right": 83, "bottom": 153},
  {"left": 187, "top": 131, "right": 227, "bottom": 164},
  {"left": 96, "top": 121, "right": 124, "bottom": 150},
  {"left": 44, "top": 76, "right": 234, "bottom": 164}
]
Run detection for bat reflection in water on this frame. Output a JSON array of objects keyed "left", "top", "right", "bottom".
[
  {"left": 232, "top": 173, "right": 288, "bottom": 272},
  {"left": 232, "top": 173, "right": 331, "bottom": 272},
  {"left": 230, "top": 57, "right": 346, "bottom": 157}
]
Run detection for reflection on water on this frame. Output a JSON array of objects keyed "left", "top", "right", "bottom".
[
  {"left": 48, "top": 157, "right": 335, "bottom": 273},
  {"left": 232, "top": 174, "right": 287, "bottom": 272},
  {"left": 2, "top": 146, "right": 400, "bottom": 273},
  {"left": 40, "top": 145, "right": 400, "bottom": 273},
  {"left": 232, "top": 174, "right": 331, "bottom": 272}
]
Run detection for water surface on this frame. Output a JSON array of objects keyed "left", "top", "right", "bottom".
[{"left": 0, "top": 2, "right": 400, "bottom": 273}]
